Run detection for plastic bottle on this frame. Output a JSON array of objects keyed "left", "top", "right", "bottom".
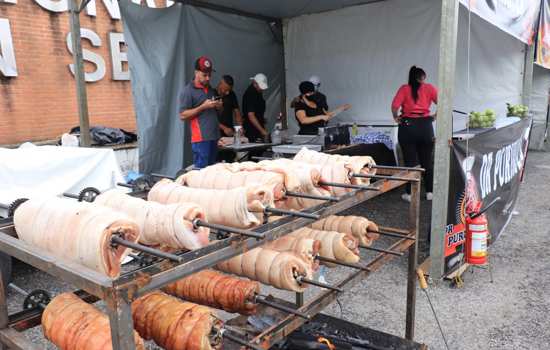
[
  {"left": 233, "top": 125, "right": 242, "bottom": 146},
  {"left": 271, "top": 113, "right": 283, "bottom": 145},
  {"left": 351, "top": 123, "right": 359, "bottom": 137}
]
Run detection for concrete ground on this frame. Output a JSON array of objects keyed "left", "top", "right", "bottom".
[{"left": 4, "top": 151, "right": 550, "bottom": 350}]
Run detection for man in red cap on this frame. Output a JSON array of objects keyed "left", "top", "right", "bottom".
[{"left": 179, "top": 56, "right": 222, "bottom": 168}]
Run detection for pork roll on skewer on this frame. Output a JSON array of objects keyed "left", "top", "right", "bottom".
[
  {"left": 95, "top": 189, "right": 209, "bottom": 250},
  {"left": 294, "top": 147, "right": 376, "bottom": 185},
  {"left": 217, "top": 248, "right": 313, "bottom": 292},
  {"left": 179, "top": 160, "right": 334, "bottom": 210},
  {"left": 148, "top": 179, "right": 273, "bottom": 229},
  {"left": 311, "top": 215, "right": 380, "bottom": 246},
  {"left": 14, "top": 197, "right": 139, "bottom": 278},
  {"left": 164, "top": 270, "right": 260, "bottom": 315},
  {"left": 42, "top": 293, "right": 145, "bottom": 350},
  {"left": 289, "top": 227, "right": 360, "bottom": 267},
  {"left": 177, "top": 163, "right": 286, "bottom": 201},
  {"left": 256, "top": 158, "right": 331, "bottom": 209},
  {"left": 132, "top": 292, "right": 222, "bottom": 350},
  {"left": 265, "top": 236, "right": 321, "bottom": 270}
]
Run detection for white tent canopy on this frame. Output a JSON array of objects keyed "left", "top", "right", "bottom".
[
  {"left": 284, "top": 0, "right": 525, "bottom": 134},
  {"left": 118, "top": 0, "right": 540, "bottom": 280}
]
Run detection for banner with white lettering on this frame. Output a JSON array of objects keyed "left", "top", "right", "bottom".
[
  {"left": 445, "top": 117, "right": 532, "bottom": 274},
  {"left": 460, "top": 0, "right": 541, "bottom": 44}
]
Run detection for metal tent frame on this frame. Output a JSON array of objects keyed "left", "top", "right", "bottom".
[{"left": 67, "top": 0, "right": 536, "bottom": 279}]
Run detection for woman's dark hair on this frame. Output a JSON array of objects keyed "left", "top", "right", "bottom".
[
  {"left": 222, "top": 75, "right": 234, "bottom": 87},
  {"left": 299, "top": 81, "right": 315, "bottom": 95},
  {"left": 408, "top": 66, "right": 426, "bottom": 102}
]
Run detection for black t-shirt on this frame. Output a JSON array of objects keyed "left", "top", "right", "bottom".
[
  {"left": 294, "top": 99, "right": 326, "bottom": 135},
  {"left": 242, "top": 84, "right": 266, "bottom": 142},
  {"left": 314, "top": 92, "right": 329, "bottom": 111},
  {"left": 218, "top": 90, "right": 239, "bottom": 130},
  {"left": 290, "top": 92, "right": 328, "bottom": 110}
]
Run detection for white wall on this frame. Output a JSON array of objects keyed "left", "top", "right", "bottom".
[{"left": 284, "top": 0, "right": 525, "bottom": 134}]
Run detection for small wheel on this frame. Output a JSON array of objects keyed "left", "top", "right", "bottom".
[
  {"left": 8, "top": 198, "right": 28, "bottom": 217},
  {"left": 138, "top": 254, "right": 157, "bottom": 268},
  {"left": 23, "top": 289, "right": 51, "bottom": 310},
  {"left": 216, "top": 231, "right": 230, "bottom": 240},
  {"left": 78, "top": 187, "right": 100, "bottom": 202},
  {"left": 133, "top": 176, "right": 152, "bottom": 191}
]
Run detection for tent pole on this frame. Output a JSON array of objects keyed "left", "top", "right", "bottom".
[
  {"left": 429, "top": 0, "right": 460, "bottom": 281},
  {"left": 69, "top": 0, "right": 91, "bottom": 147},
  {"left": 522, "top": 43, "right": 535, "bottom": 108},
  {"left": 280, "top": 19, "right": 288, "bottom": 129}
]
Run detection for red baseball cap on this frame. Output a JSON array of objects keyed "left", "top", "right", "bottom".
[{"left": 195, "top": 56, "right": 214, "bottom": 74}]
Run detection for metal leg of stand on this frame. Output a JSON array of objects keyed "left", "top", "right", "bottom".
[
  {"left": 295, "top": 292, "right": 304, "bottom": 308},
  {"left": 0, "top": 269, "right": 7, "bottom": 350},
  {"left": 105, "top": 290, "right": 137, "bottom": 350},
  {"left": 405, "top": 175, "right": 420, "bottom": 340}
]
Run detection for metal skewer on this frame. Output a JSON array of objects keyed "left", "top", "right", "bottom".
[
  {"left": 62, "top": 192, "right": 80, "bottom": 199},
  {"left": 151, "top": 173, "right": 176, "bottom": 180},
  {"left": 265, "top": 207, "right": 320, "bottom": 220},
  {"left": 359, "top": 245, "right": 404, "bottom": 256},
  {"left": 315, "top": 255, "right": 371, "bottom": 272},
  {"left": 371, "top": 164, "right": 425, "bottom": 172},
  {"left": 116, "top": 182, "right": 134, "bottom": 189},
  {"left": 285, "top": 191, "right": 339, "bottom": 202},
  {"left": 110, "top": 235, "right": 184, "bottom": 263},
  {"left": 193, "top": 219, "right": 264, "bottom": 240},
  {"left": 220, "top": 329, "right": 264, "bottom": 350},
  {"left": 370, "top": 229, "right": 416, "bottom": 241},
  {"left": 351, "top": 173, "right": 420, "bottom": 183},
  {"left": 254, "top": 295, "right": 310, "bottom": 320},
  {"left": 296, "top": 276, "right": 343, "bottom": 292},
  {"left": 318, "top": 181, "right": 380, "bottom": 191}
]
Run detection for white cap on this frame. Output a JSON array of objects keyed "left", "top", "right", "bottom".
[
  {"left": 251, "top": 73, "right": 269, "bottom": 90},
  {"left": 309, "top": 75, "right": 321, "bottom": 86}
]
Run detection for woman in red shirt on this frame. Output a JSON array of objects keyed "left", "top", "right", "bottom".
[{"left": 391, "top": 66, "right": 438, "bottom": 202}]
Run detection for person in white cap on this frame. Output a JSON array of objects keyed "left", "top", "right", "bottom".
[
  {"left": 290, "top": 75, "right": 330, "bottom": 111},
  {"left": 242, "top": 73, "right": 269, "bottom": 142},
  {"left": 308, "top": 75, "right": 329, "bottom": 112}
]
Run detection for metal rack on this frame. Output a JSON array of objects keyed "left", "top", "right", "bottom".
[{"left": 0, "top": 166, "right": 422, "bottom": 350}]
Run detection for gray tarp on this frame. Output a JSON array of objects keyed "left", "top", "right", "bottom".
[
  {"left": 120, "top": 0, "right": 283, "bottom": 175},
  {"left": 530, "top": 64, "right": 550, "bottom": 151}
]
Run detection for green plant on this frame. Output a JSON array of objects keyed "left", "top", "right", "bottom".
[
  {"left": 467, "top": 109, "right": 496, "bottom": 128},
  {"left": 506, "top": 103, "right": 528, "bottom": 118}
]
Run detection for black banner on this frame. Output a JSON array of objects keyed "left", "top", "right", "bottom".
[{"left": 444, "top": 118, "right": 532, "bottom": 274}]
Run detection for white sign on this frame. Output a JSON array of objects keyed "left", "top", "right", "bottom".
[
  {"left": 0, "top": 18, "right": 17, "bottom": 77},
  {"left": 66, "top": 28, "right": 106, "bottom": 82},
  {"left": 109, "top": 32, "right": 129, "bottom": 80},
  {"left": 0, "top": 0, "right": 169, "bottom": 80}
]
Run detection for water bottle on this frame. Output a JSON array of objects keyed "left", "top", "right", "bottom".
[
  {"left": 234, "top": 125, "right": 242, "bottom": 146},
  {"left": 271, "top": 123, "right": 282, "bottom": 145}
]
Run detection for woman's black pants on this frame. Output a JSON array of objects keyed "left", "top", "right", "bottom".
[{"left": 398, "top": 117, "right": 434, "bottom": 194}]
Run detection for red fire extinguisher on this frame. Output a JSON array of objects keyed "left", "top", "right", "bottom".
[{"left": 465, "top": 197, "right": 500, "bottom": 265}]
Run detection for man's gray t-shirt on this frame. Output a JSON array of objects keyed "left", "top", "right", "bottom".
[{"left": 179, "top": 82, "right": 220, "bottom": 143}]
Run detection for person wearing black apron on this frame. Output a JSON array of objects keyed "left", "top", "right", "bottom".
[
  {"left": 391, "top": 66, "right": 438, "bottom": 202},
  {"left": 293, "top": 81, "right": 333, "bottom": 135}
]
